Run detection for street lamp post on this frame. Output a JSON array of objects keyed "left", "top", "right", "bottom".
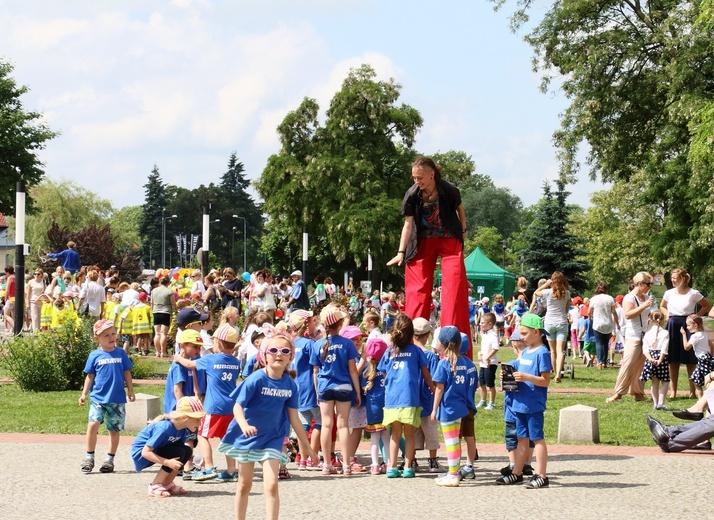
[
  {"left": 162, "top": 209, "right": 177, "bottom": 269},
  {"left": 232, "top": 215, "right": 247, "bottom": 272},
  {"left": 231, "top": 226, "right": 237, "bottom": 269}
]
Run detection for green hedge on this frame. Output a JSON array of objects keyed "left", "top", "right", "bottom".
[{"left": 0, "top": 320, "right": 95, "bottom": 392}]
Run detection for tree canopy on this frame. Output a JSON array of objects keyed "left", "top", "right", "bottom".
[
  {"left": 257, "top": 64, "right": 424, "bottom": 282},
  {"left": 492, "top": 0, "right": 714, "bottom": 292},
  {"left": 0, "top": 60, "right": 57, "bottom": 213},
  {"left": 520, "top": 180, "right": 589, "bottom": 292}
]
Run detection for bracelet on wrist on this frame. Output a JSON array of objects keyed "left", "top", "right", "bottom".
[{"left": 398, "top": 250, "right": 405, "bottom": 255}]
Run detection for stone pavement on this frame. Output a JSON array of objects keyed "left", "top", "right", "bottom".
[{"left": 2, "top": 433, "right": 710, "bottom": 520}]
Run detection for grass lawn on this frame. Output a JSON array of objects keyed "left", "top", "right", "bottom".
[
  {"left": 0, "top": 384, "right": 164, "bottom": 435},
  {"left": 1, "top": 352, "right": 700, "bottom": 445}
]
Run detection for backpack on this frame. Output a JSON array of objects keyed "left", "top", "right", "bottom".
[{"left": 532, "top": 296, "right": 547, "bottom": 318}]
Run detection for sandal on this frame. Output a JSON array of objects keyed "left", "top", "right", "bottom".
[
  {"left": 148, "top": 483, "right": 171, "bottom": 498},
  {"left": 278, "top": 467, "right": 291, "bottom": 480},
  {"left": 163, "top": 482, "right": 187, "bottom": 495}
]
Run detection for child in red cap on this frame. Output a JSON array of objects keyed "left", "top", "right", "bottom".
[{"left": 79, "top": 320, "right": 135, "bottom": 474}]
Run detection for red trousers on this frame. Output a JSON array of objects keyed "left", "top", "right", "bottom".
[{"left": 405, "top": 236, "right": 473, "bottom": 359}]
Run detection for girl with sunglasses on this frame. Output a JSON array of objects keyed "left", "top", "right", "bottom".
[{"left": 218, "top": 330, "right": 317, "bottom": 520}]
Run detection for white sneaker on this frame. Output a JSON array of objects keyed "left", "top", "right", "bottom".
[
  {"left": 435, "top": 473, "right": 460, "bottom": 487},
  {"left": 485, "top": 402, "right": 496, "bottom": 410},
  {"left": 475, "top": 400, "right": 487, "bottom": 408}
]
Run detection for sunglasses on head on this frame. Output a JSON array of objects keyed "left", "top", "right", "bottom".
[{"left": 265, "top": 347, "right": 292, "bottom": 356}]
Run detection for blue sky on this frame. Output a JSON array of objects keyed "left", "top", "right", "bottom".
[{"left": 0, "top": 0, "right": 605, "bottom": 210}]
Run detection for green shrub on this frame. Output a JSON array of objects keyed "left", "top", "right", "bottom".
[
  {"left": 0, "top": 320, "right": 96, "bottom": 392},
  {"left": 129, "top": 356, "right": 155, "bottom": 380}
]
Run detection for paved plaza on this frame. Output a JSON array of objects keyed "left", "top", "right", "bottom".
[{"left": 1, "top": 433, "right": 710, "bottom": 520}]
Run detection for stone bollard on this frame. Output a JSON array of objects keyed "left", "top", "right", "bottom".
[
  {"left": 124, "top": 393, "right": 161, "bottom": 431},
  {"left": 557, "top": 404, "right": 600, "bottom": 443}
]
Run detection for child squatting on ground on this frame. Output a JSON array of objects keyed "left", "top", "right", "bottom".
[
  {"left": 131, "top": 396, "right": 206, "bottom": 497},
  {"left": 79, "top": 319, "right": 135, "bottom": 474},
  {"left": 497, "top": 313, "right": 552, "bottom": 489}
]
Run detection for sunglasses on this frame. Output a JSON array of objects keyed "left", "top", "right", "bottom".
[
  {"left": 641, "top": 282, "right": 652, "bottom": 286},
  {"left": 265, "top": 347, "right": 292, "bottom": 356}
]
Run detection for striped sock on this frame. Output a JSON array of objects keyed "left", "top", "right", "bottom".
[{"left": 441, "top": 420, "right": 462, "bottom": 475}]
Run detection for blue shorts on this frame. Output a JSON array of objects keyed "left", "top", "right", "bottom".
[
  {"left": 504, "top": 420, "right": 536, "bottom": 451},
  {"left": 298, "top": 407, "right": 322, "bottom": 429},
  {"left": 544, "top": 322, "right": 569, "bottom": 342},
  {"left": 318, "top": 386, "right": 353, "bottom": 403},
  {"left": 513, "top": 411, "right": 544, "bottom": 441},
  {"left": 88, "top": 402, "right": 126, "bottom": 432},
  {"left": 479, "top": 366, "right": 496, "bottom": 388}
]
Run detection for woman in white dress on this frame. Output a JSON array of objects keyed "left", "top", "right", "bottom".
[{"left": 660, "top": 268, "right": 710, "bottom": 399}]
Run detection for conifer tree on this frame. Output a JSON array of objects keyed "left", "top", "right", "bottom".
[
  {"left": 521, "top": 180, "right": 589, "bottom": 292},
  {"left": 139, "top": 165, "right": 168, "bottom": 267}
]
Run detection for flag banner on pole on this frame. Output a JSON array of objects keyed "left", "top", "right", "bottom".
[
  {"left": 191, "top": 234, "right": 200, "bottom": 255},
  {"left": 175, "top": 235, "right": 181, "bottom": 256},
  {"left": 181, "top": 234, "right": 187, "bottom": 257}
]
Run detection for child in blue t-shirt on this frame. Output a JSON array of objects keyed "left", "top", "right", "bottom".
[
  {"left": 378, "top": 314, "right": 434, "bottom": 479},
  {"left": 578, "top": 313, "right": 596, "bottom": 368},
  {"left": 500, "top": 328, "right": 535, "bottom": 477},
  {"left": 430, "top": 326, "right": 472, "bottom": 487},
  {"left": 457, "top": 331, "right": 479, "bottom": 481},
  {"left": 173, "top": 323, "right": 241, "bottom": 482},
  {"left": 163, "top": 330, "right": 203, "bottom": 414},
  {"left": 163, "top": 329, "right": 203, "bottom": 478},
  {"left": 412, "top": 317, "right": 441, "bottom": 473},
  {"left": 309, "top": 307, "right": 361, "bottom": 475},
  {"left": 79, "top": 320, "right": 134, "bottom": 474},
  {"left": 363, "top": 336, "right": 389, "bottom": 474},
  {"left": 289, "top": 309, "right": 321, "bottom": 470},
  {"left": 496, "top": 313, "right": 552, "bottom": 489},
  {"left": 132, "top": 396, "right": 205, "bottom": 497},
  {"left": 218, "top": 331, "right": 317, "bottom": 520}
]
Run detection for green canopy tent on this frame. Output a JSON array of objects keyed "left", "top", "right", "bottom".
[{"left": 437, "top": 247, "right": 517, "bottom": 300}]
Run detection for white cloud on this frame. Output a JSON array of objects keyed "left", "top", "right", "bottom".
[{"left": 0, "top": 1, "right": 583, "bottom": 212}]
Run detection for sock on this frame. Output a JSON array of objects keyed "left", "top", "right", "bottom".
[
  {"left": 370, "top": 433, "right": 381, "bottom": 467},
  {"left": 441, "top": 420, "right": 462, "bottom": 475},
  {"left": 465, "top": 462, "right": 473, "bottom": 469},
  {"left": 106, "top": 453, "right": 115, "bottom": 461},
  {"left": 86, "top": 452, "right": 95, "bottom": 460}
]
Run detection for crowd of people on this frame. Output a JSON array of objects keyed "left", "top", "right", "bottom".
[{"left": 2, "top": 156, "right": 713, "bottom": 519}]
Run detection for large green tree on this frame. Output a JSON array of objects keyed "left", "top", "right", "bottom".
[
  {"left": 571, "top": 172, "right": 664, "bottom": 287},
  {"left": 214, "top": 152, "right": 264, "bottom": 271},
  {"left": 139, "top": 165, "right": 168, "bottom": 267},
  {"left": 463, "top": 184, "right": 524, "bottom": 239},
  {"left": 21, "top": 179, "right": 110, "bottom": 257},
  {"left": 492, "top": 0, "right": 714, "bottom": 291},
  {"left": 257, "top": 65, "right": 424, "bottom": 283},
  {"left": 521, "top": 180, "right": 590, "bottom": 292},
  {"left": 0, "top": 60, "right": 57, "bottom": 213}
]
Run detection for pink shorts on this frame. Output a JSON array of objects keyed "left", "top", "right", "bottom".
[{"left": 199, "top": 413, "right": 233, "bottom": 439}]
